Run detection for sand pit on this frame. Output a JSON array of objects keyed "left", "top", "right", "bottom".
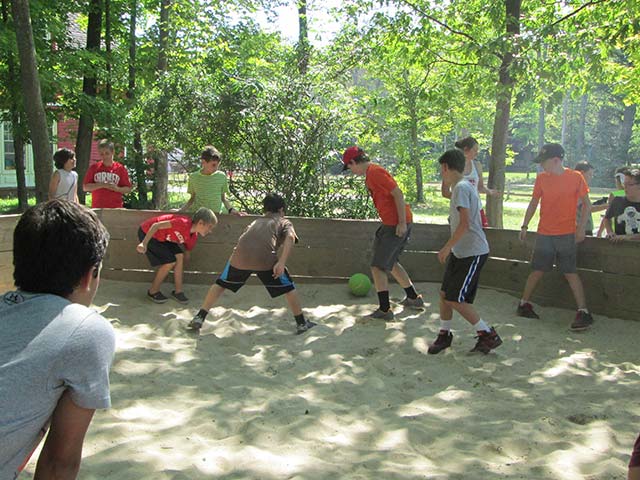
[{"left": 21, "top": 279, "right": 640, "bottom": 479}]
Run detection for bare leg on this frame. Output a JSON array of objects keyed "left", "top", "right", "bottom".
[
  {"left": 447, "top": 300, "right": 481, "bottom": 326},
  {"left": 390, "top": 262, "right": 412, "bottom": 289},
  {"left": 150, "top": 262, "right": 175, "bottom": 294},
  {"left": 371, "top": 266, "right": 389, "bottom": 292},
  {"left": 564, "top": 273, "right": 587, "bottom": 309},
  {"left": 200, "top": 284, "right": 226, "bottom": 311},
  {"left": 521, "top": 270, "right": 545, "bottom": 302},
  {"left": 630, "top": 467, "right": 640, "bottom": 480},
  {"left": 439, "top": 291, "right": 453, "bottom": 320},
  {"left": 285, "top": 290, "right": 303, "bottom": 316},
  {"left": 173, "top": 253, "right": 184, "bottom": 293}
]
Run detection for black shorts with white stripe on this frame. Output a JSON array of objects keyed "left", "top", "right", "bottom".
[{"left": 441, "top": 253, "right": 488, "bottom": 304}]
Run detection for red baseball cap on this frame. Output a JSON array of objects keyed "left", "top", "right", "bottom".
[{"left": 342, "top": 146, "right": 364, "bottom": 171}]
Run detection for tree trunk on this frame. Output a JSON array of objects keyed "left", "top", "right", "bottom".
[
  {"left": 576, "top": 94, "right": 587, "bottom": 161},
  {"left": 11, "top": 113, "right": 28, "bottom": 211},
  {"left": 105, "top": 0, "right": 112, "bottom": 102},
  {"left": 152, "top": 0, "right": 170, "bottom": 208},
  {"left": 11, "top": 0, "right": 51, "bottom": 203},
  {"left": 127, "top": 0, "right": 148, "bottom": 206},
  {"left": 75, "top": 0, "right": 102, "bottom": 205},
  {"left": 561, "top": 92, "right": 569, "bottom": 146},
  {"left": 297, "top": 0, "right": 309, "bottom": 75},
  {"left": 619, "top": 103, "right": 636, "bottom": 166},
  {"left": 486, "top": 0, "right": 521, "bottom": 228},
  {"left": 2, "top": 0, "right": 27, "bottom": 210},
  {"left": 409, "top": 104, "right": 424, "bottom": 203}
]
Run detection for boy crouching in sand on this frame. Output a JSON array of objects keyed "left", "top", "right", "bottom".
[
  {"left": 428, "top": 149, "right": 502, "bottom": 355},
  {"left": 189, "top": 193, "right": 316, "bottom": 335},
  {"left": 137, "top": 207, "right": 217, "bottom": 304}
]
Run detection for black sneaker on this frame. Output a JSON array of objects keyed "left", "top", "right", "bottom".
[
  {"left": 570, "top": 311, "right": 593, "bottom": 332},
  {"left": 147, "top": 290, "right": 168, "bottom": 304},
  {"left": 296, "top": 320, "right": 317, "bottom": 335},
  {"left": 470, "top": 327, "right": 503, "bottom": 354},
  {"left": 188, "top": 315, "right": 205, "bottom": 331},
  {"left": 171, "top": 290, "right": 189, "bottom": 304},
  {"left": 428, "top": 330, "right": 453, "bottom": 354},
  {"left": 369, "top": 309, "right": 394, "bottom": 320},
  {"left": 400, "top": 295, "right": 425, "bottom": 310},
  {"left": 517, "top": 302, "right": 539, "bottom": 319}
]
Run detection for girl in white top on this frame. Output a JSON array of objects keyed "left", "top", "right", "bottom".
[
  {"left": 48, "top": 148, "right": 79, "bottom": 203},
  {"left": 441, "top": 136, "right": 500, "bottom": 227}
]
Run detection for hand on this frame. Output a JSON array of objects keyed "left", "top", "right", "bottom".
[
  {"left": 232, "top": 210, "right": 247, "bottom": 217},
  {"left": 396, "top": 222, "right": 407, "bottom": 237},
  {"left": 607, "top": 233, "right": 625, "bottom": 243},
  {"left": 437, "top": 245, "right": 451, "bottom": 264},
  {"left": 518, "top": 228, "right": 527, "bottom": 242},
  {"left": 273, "top": 260, "right": 285, "bottom": 278},
  {"left": 136, "top": 242, "right": 146, "bottom": 254},
  {"left": 575, "top": 230, "right": 586, "bottom": 243}
]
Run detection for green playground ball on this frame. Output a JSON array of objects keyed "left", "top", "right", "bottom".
[{"left": 349, "top": 273, "right": 372, "bottom": 297}]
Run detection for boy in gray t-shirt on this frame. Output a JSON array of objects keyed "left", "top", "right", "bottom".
[
  {"left": 428, "top": 149, "right": 502, "bottom": 355},
  {"left": 0, "top": 200, "right": 114, "bottom": 479}
]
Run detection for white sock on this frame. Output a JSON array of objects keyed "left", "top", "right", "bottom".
[
  {"left": 475, "top": 319, "right": 491, "bottom": 333},
  {"left": 578, "top": 308, "right": 589, "bottom": 313},
  {"left": 519, "top": 299, "right": 528, "bottom": 306},
  {"left": 440, "top": 319, "right": 452, "bottom": 331}
]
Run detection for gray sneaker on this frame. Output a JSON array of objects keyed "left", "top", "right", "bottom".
[
  {"left": 369, "top": 309, "right": 394, "bottom": 321},
  {"left": 400, "top": 295, "right": 425, "bottom": 310},
  {"left": 296, "top": 320, "right": 317, "bottom": 335},
  {"left": 188, "top": 316, "right": 204, "bottom": 331}
]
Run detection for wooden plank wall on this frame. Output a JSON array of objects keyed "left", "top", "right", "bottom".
[
  {"left": 0, "top": 215, "right": 18, "bottom": 293},
  {"left": 1, "top": 209, "right": 638, "bottom": 320}
]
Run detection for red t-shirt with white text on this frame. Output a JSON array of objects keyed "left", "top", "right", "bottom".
[
  {"left": 140, "top": 214, "right": 198, "bottom": 251},
  {"left": 83, "top": 161, "right": 131, "bottom": 208}
]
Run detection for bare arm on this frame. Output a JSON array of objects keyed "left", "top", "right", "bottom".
[
  {"left": 575, "top": 194, "right": 591, "bottom": 243},
  {"left": 48, "top": 171, "right": 60, "bottom": 200},
  {"left": 390, "top": 186, "right": 407, "bottom": 237},
  {"left": 221, "top": 192, "right": 245, "bottom": 216},
  {"left": 136, "top": 221, "right": 173, "bottom": 253},
  {"left": 273, "top": 233, "right": 295, "bottom": 278},
  {"left": 82, "top": 182, "right": 112, "bottom": 192},
  {"left": 438, "top": 207, "right": 470, "bottom": 264},
  {"left": 440, "top": 179, "right": 452, "bottom": 199},
  {"left": 475, "top": 161, "right": 499, "bottom": 196},
  {"left": 34, "top": 390, "right": 95, "bottom": 480},
  {"left": 519, "top": 196, "right": 540, "bottom": 241}
]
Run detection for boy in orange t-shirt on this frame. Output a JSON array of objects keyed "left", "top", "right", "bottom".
[
  {"left": 517, "top": 143, "right": 593, "bottom": 331},
  {"left": 341, "top": 146, "right": 423, "bottom": 320}
]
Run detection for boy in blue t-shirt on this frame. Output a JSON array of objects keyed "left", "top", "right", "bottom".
[{"left": 428, "top": 149, "right": 502, "bottom": 355}]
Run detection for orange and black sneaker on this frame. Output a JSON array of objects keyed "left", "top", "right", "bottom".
[
  {"left": 517, "top": 302, "right": 539, "bottom": 319},
  {"left": 428, "top": 330, "right": 453, "bottom": 355},
  {"left": 470, "top": 327, "right": 502, "bottom": 354}
]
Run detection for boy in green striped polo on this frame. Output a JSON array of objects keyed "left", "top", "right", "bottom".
[{"left": 180, "top": 146, "right": 244, "bottom": 216}]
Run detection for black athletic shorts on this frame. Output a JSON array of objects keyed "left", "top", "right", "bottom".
[
  {"left": 630, "top": 433, "right": 640, "bottom": 468},
  {"left": 371, "top": 224, "right": 411, "bottom": 271},
  {"left": 138, "top": 227, "right": 184, "bottom": 267},
  {"left": 441, "top": 253, "right": 488, "bottom": 304},
  {"left": 215, "top": 262, "right": 296, "bottom": 298}
]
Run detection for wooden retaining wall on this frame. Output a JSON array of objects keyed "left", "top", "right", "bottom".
[{"left": 1, "top": 209, "right": 639, "bottom": 320}]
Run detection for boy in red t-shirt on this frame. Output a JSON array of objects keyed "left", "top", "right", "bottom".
[
  {"left": 341, "top": 146, "right": 423, "bottom": 320},
  {"left": 83, "top": 140, "right": 132, "bottom": 208},
  {"left": 517, "top": 143, "right": 593, "bottom": 331},
  {"left": 137, "top": 208, "right": 217, "bottom": 303}
]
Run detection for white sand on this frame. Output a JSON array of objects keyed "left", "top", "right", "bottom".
[{"left": 22, "top": 279, "right": 640, "bottom": 479}]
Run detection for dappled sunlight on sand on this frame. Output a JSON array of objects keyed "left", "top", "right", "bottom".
[{"left": 19, "top": 279, "right": 639, "bottom": 479}]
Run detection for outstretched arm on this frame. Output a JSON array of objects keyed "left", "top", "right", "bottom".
[{"left": 475, "top": 161, "right": 500, "bottom": 197}]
